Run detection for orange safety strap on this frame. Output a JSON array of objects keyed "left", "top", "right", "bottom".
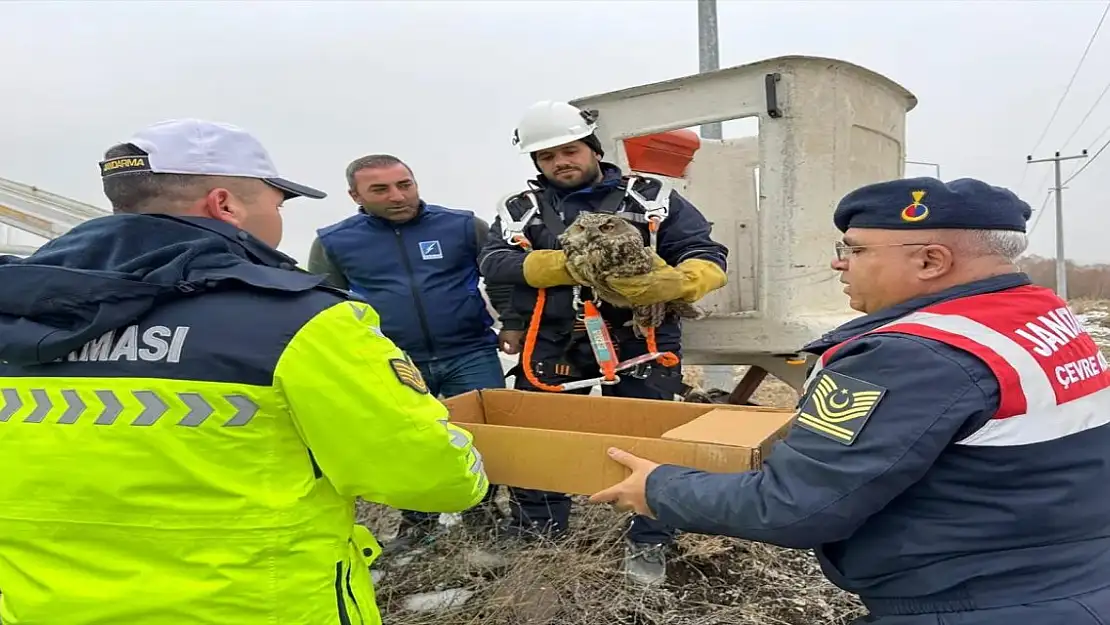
[
  {"left": 642, "top": 325, "right": 680, "bottom": 368},
  {"left": 641, "top": 216, "right": 679, "bottom": 367},
  {"left": 520, "top": 287, "right": 568, "bottom": 392}
]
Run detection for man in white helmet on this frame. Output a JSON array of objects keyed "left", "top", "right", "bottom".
[{"left": 478, "top": 100, "right": 729, "bottom": 585}]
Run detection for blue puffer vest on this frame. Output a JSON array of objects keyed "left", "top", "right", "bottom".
[{"left": 316, "top": 203, "right": 497, "bottom": 362}]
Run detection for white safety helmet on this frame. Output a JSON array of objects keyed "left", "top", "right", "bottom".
[{"left": 511, "top": 100, "right": 599, "bottom": 154}]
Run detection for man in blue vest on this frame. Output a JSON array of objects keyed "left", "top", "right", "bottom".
[{"left": 308, "top": 155, "right": 508, "bottom": 554}]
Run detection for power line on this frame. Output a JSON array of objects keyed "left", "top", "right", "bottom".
[
  {"left": 1061, "top": 78, "right": 1110, "bottom": 151},
  {"left": 1027, "top": 1, "right": 1109, "bottom": 156},
  {"left": 1030, "top": 168, "right": 1053, "bottom": 204},
  {"left": 1025, "top": 121, "right": 1110, "bottom": 211},
  {"left": 1063, "top": 133, "right": 1110, "bottom": 185},
  {"left": 1017, "top": 1, "right": 1110, "bottom": 190},
  {"left": 1092, "top": 118, "right": 1110, "bottom": 150},
  {"left": 1027, "top": 189, "right": 1055, "bottom": 237}
]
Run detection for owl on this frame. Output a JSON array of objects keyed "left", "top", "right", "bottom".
[{"left": 558, "top": 212, "right": 701, "bottom": 334}]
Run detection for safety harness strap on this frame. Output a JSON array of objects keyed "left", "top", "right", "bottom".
[
  {"left": 505, "top": 358, "right": 690, "bottom": 397},
  {"left": 537, "top": 193, "right": 567, "bottom": 238},
  {"left": 496, "top": 173, "right": 673, "bottom": 248}
]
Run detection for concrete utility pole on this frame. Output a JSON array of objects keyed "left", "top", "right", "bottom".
[
  {"left": 1026, "top": 150, "right": 1088, "bottom": 300},
  {"left": 697, "top": 0, "right": 722, "bottom": 140}
]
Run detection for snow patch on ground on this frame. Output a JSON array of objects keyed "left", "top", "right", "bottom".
[{"left": 1079, "top": 310, "right": 1110, "bottom": 348}]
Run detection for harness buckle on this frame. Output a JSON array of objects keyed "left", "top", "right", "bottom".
[
  {"left": 497, "top": 191, "right": 540, "bottom": 250},
  {"left": 531, "top": 360, "right": 575, "bottom": 378},
  {"left": 624, "top": 174, "right": 672, "bottom": 249}
]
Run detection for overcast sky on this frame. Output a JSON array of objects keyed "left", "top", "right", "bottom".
[{"left": 1, "top": 0, "right": 1108, "bottom": 265}]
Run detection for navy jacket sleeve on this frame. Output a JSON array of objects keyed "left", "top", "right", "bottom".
[
  {"left": 477, "top": 214, "right": 530, "bottom": 286},
  {"left": 654, "top": 190, "right": 728, "bottom": 271},
  {"left": 644, "top": 334, "right": 1000, "bottom": 548},
  {"left": 306, "top": 237, "right": 349, "bottom": 291},
  {"left": 473, "top": 216, "right": 520, "bottom": 328}
]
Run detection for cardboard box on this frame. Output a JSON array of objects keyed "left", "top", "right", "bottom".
[{"left": 443, "top": 389, "right": 796, "bottom": 496}]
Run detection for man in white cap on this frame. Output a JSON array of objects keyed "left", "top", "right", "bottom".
[{"left": 0, "top": 119, "right": 488, "bottom": 625}]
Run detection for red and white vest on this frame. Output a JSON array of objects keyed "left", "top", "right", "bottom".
[{"left": 808, "top": 285, "right": 1110, "bottom": 447}]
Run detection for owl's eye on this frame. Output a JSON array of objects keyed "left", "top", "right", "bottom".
[{"left": 600, "top": 222, "right": 614, "bottom": 232}]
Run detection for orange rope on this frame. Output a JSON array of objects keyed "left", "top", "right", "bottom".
[
  {"left": 643, "top": 325, "right": 680, "bottom": 368},
  {"left": 643, "top": 217, "right": 679, "bottom": 368},
  {"left": 520, "top": 287, "right": 566, "bottom": 392}
]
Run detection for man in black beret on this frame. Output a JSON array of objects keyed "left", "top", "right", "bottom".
[{"left": 590, "top": 176, "right": 1110, "bottom": 624}]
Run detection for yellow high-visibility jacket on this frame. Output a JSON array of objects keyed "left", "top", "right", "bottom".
[{"left": 0, "top": 215, "right": 489, "bottom": 625}]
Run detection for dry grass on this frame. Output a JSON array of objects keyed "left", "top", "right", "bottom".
[
  {"left": 1075, "top": 300, "right": 1110, "bottom": 353},
  {"left": 1071, "top": 298, "right": 1109, "bottom": 315},
  {"left": 359, "top": 500, "right": 865, "bottom": 625}
]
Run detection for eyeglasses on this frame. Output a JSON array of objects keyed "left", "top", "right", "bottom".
[{"left": 833, "top": 241, "right": 932, "bottom": 262}]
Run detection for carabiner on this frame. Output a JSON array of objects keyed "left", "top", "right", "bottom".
[{"left": 626, "top": 175, "right": 673, "bottom": 250}]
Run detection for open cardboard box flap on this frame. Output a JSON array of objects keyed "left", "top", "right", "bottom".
[{"left": 443, "top": 389, "right": 795, "bottom": 496}]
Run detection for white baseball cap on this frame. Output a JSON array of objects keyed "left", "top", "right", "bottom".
[{"left": 100, "top": 118, "right": 326, "bottom": 200}]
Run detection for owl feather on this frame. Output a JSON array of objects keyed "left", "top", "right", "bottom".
[{"left": 557, "top": 212, "right": 701, "bottom": 335}]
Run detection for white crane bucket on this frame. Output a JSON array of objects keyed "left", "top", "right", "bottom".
[{"left": 570, "top": 55, "right": 917, "bottom": 391}]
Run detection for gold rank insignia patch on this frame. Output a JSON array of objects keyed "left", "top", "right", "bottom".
[
  {"left": 795, "top": 370, "right": 886, "bottom": 445},
  {"left": 389, "top": 353, "right": 429, "bottom": 395}
]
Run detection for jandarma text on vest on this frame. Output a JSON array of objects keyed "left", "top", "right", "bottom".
[
  {"left": 61, "top": 325, "right": 190, "bottom": 363},
  {"left": 1013, "top": 307, "right": 1109, "bottom": 389}
]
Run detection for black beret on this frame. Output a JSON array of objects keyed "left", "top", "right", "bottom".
[{"left": 833, "top": 177, "right": 1032, "bottom": 233}]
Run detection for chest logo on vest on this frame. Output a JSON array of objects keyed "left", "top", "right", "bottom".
[
  {"left": 796, "top": 370, "right": 887, "bottom": 445},
  {"left": 389, "top": 352, "right": 429, "bottom": 395},
  {"left": 418, "top": 240, "right": 443, "bottom": 260}
]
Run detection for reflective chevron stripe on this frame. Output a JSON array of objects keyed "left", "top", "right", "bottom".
[
  {"left": 94, "top": 390, "right": 124, "bottom": 425},
  {"left": 25, "top": 390, "right": 52, "bottom": 423},
  {"left": 178, "top": 392, "right": 214, "bottom": 426},
  {"left": 440, "top": 422, "right": 471, "bottom": 449},
  {"left": 59, "top": 390, "right": 84, "bottom": 424},
  {"left": 469, "top": 447, "right": 484, "bottom": 476},
  {"left": 0, "top": 389, "right": 259, "bottom": 427},
  {"left": 223, "top": 396, "right": 259, "bottom": 427},
  {"left": 132, "top": 391, "right": 168, "bottom": 426},
  {"left": 438, "top": 418, "right": 486, "bottom": 477},
  {"left": 0, "top": 389, "right": 19, "bottom": 421}
]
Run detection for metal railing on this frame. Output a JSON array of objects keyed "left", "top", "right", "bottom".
[{"left": 0, "top": 177, "right": 110, "bottom": 254}]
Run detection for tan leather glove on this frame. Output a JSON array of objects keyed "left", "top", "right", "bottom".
[
  {"left": 521, "top": 250, "right": 579, "bottom": 288},
  {"left": 606, "top": 254, "right": 726, "bottom": 306}
]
